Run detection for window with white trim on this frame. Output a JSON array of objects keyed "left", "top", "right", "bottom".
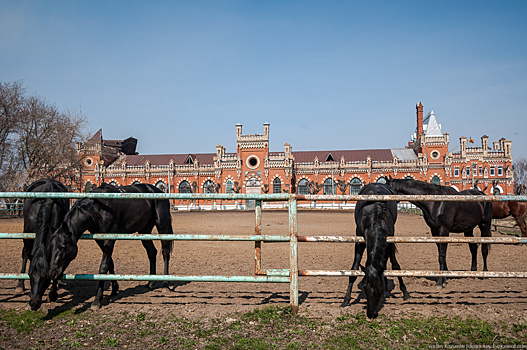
[
  {"left": 349, "top": 178, "right": 362, "bottom": 195},
  {"left": 225, "top": 179, "right": 233, "bottom": 194},
  {"left": 155, "top": 181, "right": 167, "bottom": 193},
  {"left": 323, "top": 178, "right": 336, "bottom": 195},
  {"left": 298, "top": 179, "right": 309, "bottom": 195},
  {"left": 273, "top": 178, "right": 282, "bottom": 194},
  {"left": 179, "top": 180, "right": 192, "bottom": 193}
]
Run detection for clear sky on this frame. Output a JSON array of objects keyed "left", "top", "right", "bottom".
[{"left": 2, "top": 1, "right": 526, "bottom": 160}]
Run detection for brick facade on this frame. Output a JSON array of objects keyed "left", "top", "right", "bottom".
[{"left": 74, "top": 103, "right": 514, "bottom": 205}]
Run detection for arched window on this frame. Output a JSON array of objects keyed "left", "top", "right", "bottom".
[
  {"left": 298, "top": 179, "right": 309, "bottom": 195},
  {"left": 323, "top": 178, "right": 335, "bottom": 195},
  {"left": 179, "top": 180, "right": 192, "bottom": 194},
  {"left": 376, "top": 177, "right": 387, "bottom": 184},
  {"left": 132, "top": 181, "right": 141, "bottom": 185},
  {"left": 109, "top": 181, "right": 118, "bottom": 187},
  {"left": 155, "top": 181, "right": 167, "bottom": 193},
  {"left": 225, "top": 179, "right": 234, "bottom": 194},
  {"left": 203, "top": 180, "right": 215, "bottom": 193},
  {"left": 85, "top": 182, "right": 93, "bottom": 193},
  {"left": 273, "top": 178, "right": 282, "bottom": 194},
  {"left": 431, "top": 176, "right": 441, "bottom": 185},
  {"left": 405, "top": 176, "right": 413, "bottom": 180},
  {"left": 349, "top": 178, "right": 362, "bottom": 195}
]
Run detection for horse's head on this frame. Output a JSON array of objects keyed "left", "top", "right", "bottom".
[
  {"left": 28, "top": 252, "right": 51, "bottom": 311},
  {"left": 362, "top": 265, "right": 385, "bottom": 319},
  {"left": 49, "top": 222, "right": 78, "bottom": 281},
  {"left": 385, "top": 176, "right": 399, "bottom": 191}
]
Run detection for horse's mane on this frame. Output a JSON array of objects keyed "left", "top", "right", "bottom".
[
  {"left": 67, "top": 199, "right": 105, "bottom": 239},
  {"left": 392, "top": 179, "right": 458, "bottom": 195}
]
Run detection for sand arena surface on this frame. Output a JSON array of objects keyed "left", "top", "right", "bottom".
[{"left": 1, "top": 210, "right": 526, "bottom": 322}]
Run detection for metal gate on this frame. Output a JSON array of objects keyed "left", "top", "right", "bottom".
[{"left": 0, "top": 191, "right": 526, "bottom": 313}]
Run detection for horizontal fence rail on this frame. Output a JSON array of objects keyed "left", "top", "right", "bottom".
[
  {"left": 2, "top": 191, "right": 526, "bottom": 202},
  {"left": 4, "top": 233, "right": 524, "bottom": 244},
  {"left": 1, "top": 191, "right": 526, "bottom": 313}
]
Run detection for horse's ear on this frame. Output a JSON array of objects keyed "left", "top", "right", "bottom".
[{"left": 388, "top": 175, "right": 393, "bottom": 180}]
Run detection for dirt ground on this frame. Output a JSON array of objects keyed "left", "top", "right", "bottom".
[{"left": 1, "top": 210, "right": 526, "bottom": 323}]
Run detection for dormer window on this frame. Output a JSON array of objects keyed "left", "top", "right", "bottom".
[
  {"left": 185, "top": 155, "right": 193, "bottom": 164},
  {"left": 325, "top": 153, "right": 335, "bottom": 162}
]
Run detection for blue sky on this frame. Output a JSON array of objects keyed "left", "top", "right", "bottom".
[{"left": 2, "top": 1, "right": 526, "bottom": 159}]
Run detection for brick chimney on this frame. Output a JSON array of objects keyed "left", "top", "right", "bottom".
[{"left": 416, "top": 102, "right": 424, "bottom": 137}]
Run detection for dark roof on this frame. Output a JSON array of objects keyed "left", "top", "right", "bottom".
[
  {"left": 87, "top": 129, "right": 103, "bottom": 144},
  {"left": 292, "top": 149, "right": 393, "bottom": 163},
  {"left": 117, "top": 153, "right": 216, "bottom": 167}
]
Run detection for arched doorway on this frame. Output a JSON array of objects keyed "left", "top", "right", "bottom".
[{"left": 245, "top": 177, "right": 261, "bottom": 208}]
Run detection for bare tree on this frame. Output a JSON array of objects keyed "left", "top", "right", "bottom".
[
  {"left": 0, "top": 81, "right": 87, "bottom": 191},
  {"left": 0, "top": 81, "right": 25, "bottom": 191},
  {"left": 514, "top": 158, "right": 527, "bottom": 194}
]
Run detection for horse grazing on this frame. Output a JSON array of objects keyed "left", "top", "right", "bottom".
[
  {"left": 386, "top": 177, "right": 493, "bottom": 287},
  {"left": 341, "top": 183, "right": 410, "bottom": 318},
  {"left": 19, "top": 179, "right": 69, "bottom": 311},
  {"left": 48, "top": 183, "right": 173, "bottom": 310}
]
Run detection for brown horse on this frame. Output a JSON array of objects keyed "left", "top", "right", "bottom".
[
  {"left": 491, "top": 181, "right": 527, "bottom": 237},
  {"left": 492, "top": 202, "right": 527, "bottom": 237}
]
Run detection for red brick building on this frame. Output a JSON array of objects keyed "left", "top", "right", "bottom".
[{"left": 75, "top": 103, "right": 513, "bottom": 208}]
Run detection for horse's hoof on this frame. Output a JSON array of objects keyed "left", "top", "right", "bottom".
[
  {"left": 15, "top": 286, "right": 25, "bottom": 294},
  {"left": 147, "top": 282, "right": 156, "bottom": 290},
  {"left": 90, "top": 304, "right": 101, "bottom": 311}
]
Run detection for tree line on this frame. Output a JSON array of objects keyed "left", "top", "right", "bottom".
[{"left": 0, "top": 81, "right": 87, "bottom": 192}]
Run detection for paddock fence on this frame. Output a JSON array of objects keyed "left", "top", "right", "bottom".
[{"left": 0, "top": 191, "right": 526, "bottom": 313}]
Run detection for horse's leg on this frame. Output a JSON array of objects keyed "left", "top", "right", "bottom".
[
  {"left": 434, "top": 225, "right": 453, "bottom": 287},
  {"left": 341, "top": 242, "right": 366, "bottom": 307},
  {"left": 464, "top": 229, "right": 478, "bottom": 271},
  {"left": 513, "top": 210, "right": 527, "bottom": 238},
  {"left": 479, "top": 221, "right": 492, "bottom": 272},
  {"left": 140, "top": 238, "right": 158, "bottom": 289},
  {"left": 155, "top": 206, "right": 173, "bottom": 291},
  {"left": 16, "top": 239, "right": 33, "bottom": 293},
  {"left": 158, "top": 222, "right": 173, "bottom": 291},
  {"left": 388, "top": 243, "right": 410, "bottom": 300},
  {"left": 48, "top": 279, "right": 58, "bottom": 303},
  {"left": 92, "top": 240, "right": 116, "bottom": 310},
  {"left": 107, "top": 253, "right": 119, "bottom": 296}
]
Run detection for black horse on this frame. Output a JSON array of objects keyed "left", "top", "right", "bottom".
[
  {"left": 387, "top": 177, "right": 493, "bottom": 287},
  {"left": 18, "top": 179, "right": 69, "bottom": 311},
  {"left": 48, "top": 183, "right": 173, "bottom": 310},
  {"left": 341, "top": 183, "right": 410, "bottom": 318}
]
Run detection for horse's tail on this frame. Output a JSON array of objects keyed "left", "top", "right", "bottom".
[
  {"left": 365, "top": 203, "right": 390, "bottom": 274},
  {"left": 157, "top": 200, "right": 174, "bottom": 254},
  {"left": 30, "top": 198, "right": 54, "bottom": 275},
  {"left": 166, "top": 210, "right": 174, "bottom": 254}
]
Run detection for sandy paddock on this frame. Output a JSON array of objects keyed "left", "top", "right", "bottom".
[{"left": 1, "top": 210, "right": 526, "bottom": 323}]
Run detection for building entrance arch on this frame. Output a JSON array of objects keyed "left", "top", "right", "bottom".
[{"left": 245, "top": 177, "right": 261, "bottom": 208}]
